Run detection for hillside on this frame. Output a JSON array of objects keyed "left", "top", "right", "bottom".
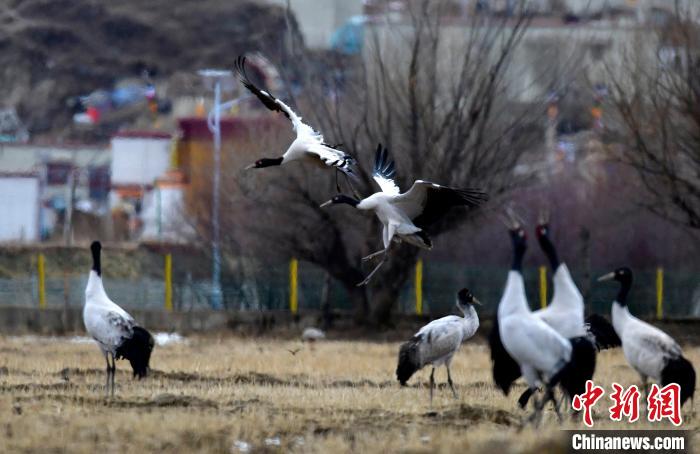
[{"left": 0, "top": 0, "right": 295, "bottom": 139}]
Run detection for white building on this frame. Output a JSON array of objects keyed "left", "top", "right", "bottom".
[
  {"left": 111, "top": 131, "right": 173, "bottom": 187},
  {"left": 0, "top": 142, "right": 110, "bottom": 240},
  {"left": 109, "top": 131, "right": 190, "bottom": 241},
  {"left": 0, "top": 174, "right": 40, "bottom": 242}
]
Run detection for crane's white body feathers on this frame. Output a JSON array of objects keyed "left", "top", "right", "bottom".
[
  {"left": 358, "top": 193, "right": 425, "bottom": 248},
  {"left": 413, "top": 306, "right": 479, "bottom": 368},
  {"left": 498, "top": 271, "right": 572, "bottom": 388},
  {"left": 533, "top": 264, "right": 587, "bottom": 338},
  {"left": 612, "top": 302, "right": 682, "bottom": 380},
  {"left": 393, "top": 180, "right": 445, "bottom": 218},
  {"left": 84, "top": 270, "right": 135, "bottom": 355},
  {"left": 372, "top": 173, "right": 400, "bottom": 196}
]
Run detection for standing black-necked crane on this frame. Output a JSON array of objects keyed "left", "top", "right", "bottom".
[
  {"left": 599, "top": 267, "right": 696, "bottom": 407},
  {"left": 83, "top": 241, "right": 154, "bottom": 396},
  {"left": 490, "top": 210, "right": 617, "bottom": 409},
  {"left": 495, "top": 212, "right": 573, "bottom": 425},
  {"left": 535, "top": 211, "right": 620, "bottom": 350},
  {"left": 396, "top": 288, "right": 481, "bottom": 405},
  {"left": 233, "top": 56, "right": 357, "bottom": 194},
  {"left": 320, "top": 145, "right": 487, "bottom": 286}
]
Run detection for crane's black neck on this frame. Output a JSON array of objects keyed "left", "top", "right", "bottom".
[
  {"left": 616, "top": 273, "right": 632, "bottom": 306},
  {"left": 90, "top": 242, "right": 101, "bottom": 276},
  {"left": 536, "top": 225, "right": 560, "bottom": 270},
  {"left": 258, "top": 157, "right": 284, "bottom": 168},
  {"left": 510, "top": 229, "right": 526, "bottom": 272},
  {"left": 335, "top": 194, "right": 360, "bottom": 207}
]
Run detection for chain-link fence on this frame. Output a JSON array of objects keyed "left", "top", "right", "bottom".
[{"left": 0, "top": 257, "right": 697, "bottom": 319}]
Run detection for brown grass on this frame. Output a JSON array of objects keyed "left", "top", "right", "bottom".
[{"left": 0, "top": 336, "right": 697, "bottom": 453}]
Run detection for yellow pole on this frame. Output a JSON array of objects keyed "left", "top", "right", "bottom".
[
  {"left": 539, "top": 266, "right": 547, "bottom": 309},
  {"left": 164, "top": 253, "right": 173, "bottom": 312},
  {"left": 656, "top": 267, "right": 663, "bottom": 320},
  {"left": 38, "top": 253, "right": 46, "bottom": 309},
  {"left": 290, "top": 258, "right": 298, "bottom": 314},
  {"left": 415, "top": 259, "right": 423, "bottom": 316}
]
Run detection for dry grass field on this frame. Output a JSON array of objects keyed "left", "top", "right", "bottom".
[{"left": 0, "top": 335, "right": 697, "bottom": 453}]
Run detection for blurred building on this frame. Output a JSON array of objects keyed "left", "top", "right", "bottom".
[
  {"left": 109, "top": 130, "right": 177, "bottom": 241},
  {"left": 0, "top": 142, "right": 110, "bottom": 241},
  {"left": 0, "top": 173, "right": 40, "bottom": 242},
  {"left": 265, "top": 0, "right": 363, "bottom": 49},
  {"left": 362, "top": 0, "right": 693, "bottom": 105}
]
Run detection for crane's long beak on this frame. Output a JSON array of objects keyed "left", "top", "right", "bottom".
[
  {"left": 244, "top": 163, "right": 256, "bottom": 170},
  {"left": 319, "top": 200, "right": 333, "bottom": 208},
  {"left": 471, "top": 297, "right": 482, "bottom": 306},
  {"left": 598, "top": 272, "right": 615, "bottom": 282}
]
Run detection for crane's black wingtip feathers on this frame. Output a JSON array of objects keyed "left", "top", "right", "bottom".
[
  {"left": 488, "top": 319, "right": 521, "bottom": 395},
  {"left": 373, "top": 144, "right": 396, "bottom": 181},
  {"left": 454, "top": 188, "right": 489, "bottom": 208},
  {"left": 661, "top": 355, "right": 696, "bottom": 406},
  {"left": 559, "top": 336, "right": 597, "bottom": 398},
  {"left": 116, "top": 326, "right": 155, "bottom": 379},
  {"left": 396, "top": 336, "right": 421, "bottom": 386},
  {"left": 233, "top": 55, "right": 289, "bottom": 119},
  {"left": 585, "top": 313, "right": 621, "bottom": 350}
]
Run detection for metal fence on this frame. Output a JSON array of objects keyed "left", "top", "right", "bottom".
[{"left": 0, "top": 257, "right": 697, "bottom": 318}]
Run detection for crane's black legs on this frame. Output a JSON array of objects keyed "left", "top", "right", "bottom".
[
  {"left": 357, "top": 249, "right": 389, "bottom": 286},
  {"left": 333, "top": 169, "right": 361, "bottom": 200},
  {"left": 429, "top": 367, "right": 436, "bottom": 407},
  {"left": 446, "top": 365, "right": 458, "bottom": 399},
  {"left": 640, "top": 375, "right": 649, "bottom": 416},
  {"left": 110, "top": 353, "right": 116, "bottom": 397},
  {"left": 545, "top": 387, "right": 563, "bottom": 422},
  {"left": 362, "top": 249, "right": 386, "bottom": 262},
  {"left": 345, "top": 174, "right": 362, "bottom": 200},
  {"left": 104, "top": 352, "right": 116, "bottom": 397},
  {"left": 104, "top": 354, "right": 111, "bottom": 397}
]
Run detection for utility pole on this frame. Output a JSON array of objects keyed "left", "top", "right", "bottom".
[{"left": 198, "top": 69, "right": 236, "bottom": 309}]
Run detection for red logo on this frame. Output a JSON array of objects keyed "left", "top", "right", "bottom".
[
  {"left": 571, "top": 380, "right": 605, "bottom": 427},
  {"left": 647, "top": 383, "right": 682, "bottom": 426},
  {"left": 571, "top": 381, "right": 684, "bottom": 427},
  {"left": 609, "top": 383, "right": 640, "bottom": 422}
]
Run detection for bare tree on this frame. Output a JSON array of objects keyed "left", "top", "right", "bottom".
[
  {"left": 606, "top": 4, "right": 700, "bottom": 230},
  {"left": 191, "top": 1, "right": 546, "bottom": 324}
]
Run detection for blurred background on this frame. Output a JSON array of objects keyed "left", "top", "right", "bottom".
[{"left": 0, "top": 0, "right": 698, "bottom": 328}]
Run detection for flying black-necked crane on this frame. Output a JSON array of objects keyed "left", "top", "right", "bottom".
[
  {"left": 83, "top": 241, "right": 154, "bottom": 396},
  {"left": 320, "top": 145, "right": 487, "bottom": 286},
  {"left": 396, "top": 288, "right": 481, "bottom": 405},
  {"left": 599, "top": 267, "right": 695, "bottom": 407},
  {"left": 494, "top": 213, "right": 573, "bottom": 425},
  {"left": 233, "top": 56, "right": 357, "bottom": 194}
]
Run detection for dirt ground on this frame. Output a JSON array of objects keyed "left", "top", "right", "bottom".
[{"left": 0, "top": 335, "right": 697, "bottom": 453}]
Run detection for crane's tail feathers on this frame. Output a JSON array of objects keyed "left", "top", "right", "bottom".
[
  {"left": 488, "top": 318, "right": 521, "bottom": 395},
  {"left": 453, "top": 188, "right": 489, "bottom": 208},
  {"left": 558, "top": 336, "right": 597, "bottom": 399},
  {"left": 396, "top": 336, "right": 422, "bottom": 386},
  {"left": 116, "top": 326, "right": 155, "bottom": 379},
  {"left": 585, "top": 314, "right": 621, "bottom": 351},
  {"left": 661, "top": 355, "right": 696, "bottom": 406}
]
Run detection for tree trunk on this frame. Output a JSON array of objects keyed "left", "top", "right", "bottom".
[
  {"left": 344, "top": 283, "right": 369, "bottom": 325},
  {"left": 368, "top": 246, "right": 419, "bottom": 326}
]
